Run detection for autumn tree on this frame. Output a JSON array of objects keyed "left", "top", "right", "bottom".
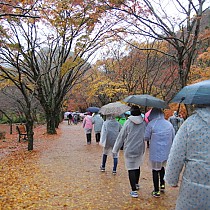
[
  {"left": 87, "top": 39, "right": 178, "bottom": 105},
  {"left": 189, "top": 27, "right": 210, "bottom": 82},
  {"left": 98, "top": 0, "right": 208, "bottom": 97},
  {"left": 34, "top": 0, "right": 116, "bottom": 133},
  {"left": 0, "top": 0, "right": 39, "bottom": 18},
  {"left": 0, "top": 0, "right": 115, "bottom": 136},
  {"left": 0, "top": 0, "right": 45, "bottom": 150},
  {"left": 0, "top": 64, "right": 39, "bottom": 151}
]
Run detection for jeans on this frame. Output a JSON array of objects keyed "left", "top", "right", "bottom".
[{"left": 101, "top": 154, "right": 118, "bottom": 172}]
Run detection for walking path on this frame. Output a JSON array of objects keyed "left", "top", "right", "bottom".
[{"left": 0, "top": 122, "right": 179, "bottom": 209}]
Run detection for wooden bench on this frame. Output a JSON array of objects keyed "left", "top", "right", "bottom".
[{"left": 16, "top": 124, "right": 28, "bottom": 142}]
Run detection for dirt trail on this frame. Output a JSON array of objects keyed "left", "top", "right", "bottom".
[{"left": 0, "top": 122, "right": 179, "bottom": 209}]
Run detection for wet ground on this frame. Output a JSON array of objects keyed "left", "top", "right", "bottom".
[{"left": 0, "top": 122, "right": 179, "bottom": 209}]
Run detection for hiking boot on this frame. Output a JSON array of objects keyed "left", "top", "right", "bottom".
[
  {"left": 152, "top": 191, "right": 160, "bottom": 198},
  {"left": 160, "top": 184, "right": 165, "bottom": 192},
  {"left": 100, "top": 166, "right": 105, "bottom": 172},
  {"left": 136, "top": 184, "right": 140, "bottom": 190},
  {"left": 130, "top": 191, "right": 138, "bottom": 198}
]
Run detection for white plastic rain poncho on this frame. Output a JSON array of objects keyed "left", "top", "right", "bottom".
[
  {"left": 165, "top": 107, "right": 210, "bottom": 210},
  {"left": 99, "top": 116, "right": 122, "bottom": 156},
  {"left": 168, "top": 111, "right": 184, "bottom": 134},
  {"left": 144, "top": 108, "right": 175, "bottom": 170},
  {"left": 92, "top": 114, "right": 104, "bottom": 134},
  {"left": 112, "top": 115, "right": 146, "bottom": 170}
]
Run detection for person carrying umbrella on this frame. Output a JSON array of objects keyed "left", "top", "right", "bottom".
[
  {"left": 99, "top": 114, "right": 122, "bottom": 175},
  {"left": 165, "top": 104, "right": 210, "bottom": 209},
  {"left": 112, "top": 105, "right": 146, "bottom": 198},
  {"left": 164, "top": 80, "right": 210, "bottom": 210}
]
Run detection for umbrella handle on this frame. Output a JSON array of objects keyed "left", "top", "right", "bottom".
[{"left": 177, "top": 97, "right": 185, "bottom": 115}]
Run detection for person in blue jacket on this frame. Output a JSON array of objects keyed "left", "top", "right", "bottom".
[{"left": 144, "top": 108, "right": 175, "bottom": 197}]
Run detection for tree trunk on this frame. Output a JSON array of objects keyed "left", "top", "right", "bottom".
[
  {"left": 26, "top": 121, "right": 34, "bottom": 151},
  {"left": 55, "top": 108, "right": 62, "bottom": 128},
  {"left": 46, "top": 114, "right": 57, "bottom": 134}
]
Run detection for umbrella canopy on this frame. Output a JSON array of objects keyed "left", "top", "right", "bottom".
[
  {"left": 171, "top": 80, "right": 210, "bottom": 105},
  {"left": 99, "top": 102, "right": 131, "bottom": 116},
  {"left": 86, "top": 106, "right": 100, "bottom": 113},
  {"left": 123, "top": 94, "right": 169, "bottom": 109}
]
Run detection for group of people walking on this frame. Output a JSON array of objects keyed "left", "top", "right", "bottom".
[
  {"left": 82, "top": 112, "right": 104, "bottom": 145},
  {"left": 67, "top": 112, "right": 80, "bottom": 125},
  {"left": 81, "top": 104, "right": 210, "bottom": 210},
  {"left": 82, "top": 106, "right": 174, "bottom": 198},
  {"left": 113, "top": 106, "right": 175, "bottom": 198}
]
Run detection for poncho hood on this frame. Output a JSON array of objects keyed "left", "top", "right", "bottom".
[
  {"left": 148, "top": 108, "right": 164, "bottom": 121},
  {"left": 128, "top": 115, "right": 143, "bottom": 124},
  {"left": 195, "top": 107, "right": 210, "bottom": 124}
]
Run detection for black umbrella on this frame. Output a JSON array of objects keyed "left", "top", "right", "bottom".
[
  {"left": 123, "top": 94, "right": 169, "bottom": 109},
  {"left": 86, "top": 106, "right": 100, "bottom": 113}
]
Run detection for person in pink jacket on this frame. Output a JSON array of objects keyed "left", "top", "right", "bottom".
[{"left": 82, "top": 112, "right": 93, "bottom": 144}]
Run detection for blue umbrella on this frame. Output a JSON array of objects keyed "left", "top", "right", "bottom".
[
  {"left": 86, "top": 106, "right": 100, "bottom": 113},
  {"left": 171, "top": 80, "right": 210, "bottom": 105}
]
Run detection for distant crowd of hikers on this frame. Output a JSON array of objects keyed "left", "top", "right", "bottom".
[{"left": 67, "top": 112, "right": 81, "bottom": 125}]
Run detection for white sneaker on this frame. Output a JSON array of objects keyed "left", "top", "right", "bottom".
[
  {"left": 100, "top": 166, "right": 105, "bottom": 172},
  {"left": 130, "top": 191, "right": 138, "bottom": 198}
]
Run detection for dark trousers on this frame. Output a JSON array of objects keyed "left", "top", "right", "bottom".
[
  {"left": 86, "top": 133, "right": 91, "bottom": 144},
  {"left": 95, "top": 133, "right": 100, "bottom": 143},
  {"left": 128, "top": 168, "right": 140, "bottom": 191},
  {"left": 152, "top": 167, "right": 165, "bottom": 192}
]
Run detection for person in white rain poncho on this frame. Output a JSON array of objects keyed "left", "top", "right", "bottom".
[
  {"left": 164, "top": 105, "right": 210, "bottom": 210},
  {"left": 92, "top": 113, "right": 104, "bottom": 144},
  {"left": 112, "top": 106, "right": 146, "bottom": 198},
  {"left": 168, "top": 111, "right": 183, "bottom": 134},
  {"left": 99, "top": 115, "right": 122, "bottom": 175},
  {"left": 144, "top": 108, "right": 175, "bottom": 198}
]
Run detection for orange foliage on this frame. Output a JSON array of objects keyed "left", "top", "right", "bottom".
[
  {"left": 164, "top": 103, "right": 187, "bottom": 120},
  {"left": 0, "top": 0, "right": 35, "bottom": 16}
]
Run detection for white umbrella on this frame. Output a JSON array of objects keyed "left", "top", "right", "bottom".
[{"left": 99, "top": 102, "right": 131, "bottom": 116}]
